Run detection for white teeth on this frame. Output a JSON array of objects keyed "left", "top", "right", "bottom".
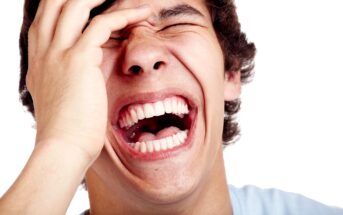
[
  {"left": 183, "top": 104, "right": 189, "bottom": 114},
  {"left": 154, "top": 101, "right": 165, "bottom": 116},
  {"left": 160, "top": 139, "right": 168, "bottom": 150},
  {"left": 140, "top": 142, "right": 147, "bottom": 153},
  {"left": 136, "top": 106, "right": 145, "bottom": 120},
  {"left": 166, "top": 136, "right": 174, "bottom": 149},
  {"left": 172, "top": 135, "right": 181, "bottom": 146},
  {"left": 164, "top": 98, "right": 172, "bottom": 114},
  {"left": 129, "top": 113, "right": 135, "bottom": 127},
  {"left": 143, "top": 104, "right": 154, "bottom": 118},
  {"left": 147, "top": 141, "right": 154, "bottom": 153},
  {"left": 177, "top": 101, "right": 183, "bottom": 114},
  {"left": 118, "top": 96, "right": 190, "bottom": 128},
  {"left": 130, "top": 130, "right": 188, "bottom": 154},
  {"left": 129, "top": 108, "right": 138, "bottom": 125},
  {"left": 124, "top": 113, "right": 132, "bottom": 128},
  {"left": 177, "top": 131, "right": 186, "bottom": 143},
  {"left": 171, "top": 98, "right": 178, "bottom": 114},
  {"left": 153, "top": 140, "right": 161, "bottom": 152},
  {"left": 134, "top": 142, "right": 141, "bottom": 151}
]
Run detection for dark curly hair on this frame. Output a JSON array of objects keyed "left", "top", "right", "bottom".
[{"left": 19, "top": 0, "right": 256, "bottom": 145}]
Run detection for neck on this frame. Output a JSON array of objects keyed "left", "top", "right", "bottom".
[{"left": 86, "top": 152, "right": 233, "bottom": 215}]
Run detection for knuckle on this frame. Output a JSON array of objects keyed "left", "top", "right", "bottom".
[
  {"left": 90, "top": 15, "right": 105, "bottom": 27},
  {"left": 65, "top": 48, "right": 85, "bottom": 65},
  {"left": 44, "top": 51, "right": 56, "bottom": 65},
  {"left": 46, "top": 0, "right": 67, "bottom": 11},
  {"left": 64, "top": 0, "right": 86, "bottom": 10}
]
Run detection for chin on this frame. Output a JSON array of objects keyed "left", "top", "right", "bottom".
[{"left": 131, "top": 171, "right": 201, "bottom": 205}]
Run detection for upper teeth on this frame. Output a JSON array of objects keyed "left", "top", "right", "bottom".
[{"left": 119, "top": 96, "right": 189, "bottom": 128}]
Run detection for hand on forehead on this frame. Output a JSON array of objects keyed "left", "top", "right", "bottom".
[{"left": 98, "top": 0, "right": 207, "bottom": 27}]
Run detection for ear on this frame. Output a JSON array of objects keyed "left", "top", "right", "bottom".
[{"left": 224, "top": 71, "right": 241, "bottom": 101}]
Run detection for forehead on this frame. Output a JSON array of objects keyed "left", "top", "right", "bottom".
[
  {"left": 105, "top": 0, "right": 211, "bottom": 20},
  {"left": 113, "top": 0, "right": 205, "bottom": 7}
]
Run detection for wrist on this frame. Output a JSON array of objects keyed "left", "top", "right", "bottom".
[
  {"left": 35, "top": 123, "right": 105, "bottom": 160},
  {"left": 0, "top": 138, "right": 98, "bottom": 214},
  {"left": 34, "top": 137, "right": 101, "bottom": 167}
]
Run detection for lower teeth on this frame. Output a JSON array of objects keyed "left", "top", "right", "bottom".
[{"left": 130, "top": 130, "right": 188, "bottom": 153}]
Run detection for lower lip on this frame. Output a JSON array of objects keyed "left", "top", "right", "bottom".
[{"left": 111, "top": 110, "right": 198, "bottom": 161}]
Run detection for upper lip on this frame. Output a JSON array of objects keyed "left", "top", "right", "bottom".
[{"left": 110, "top": 88, "right": 198, "bottom": 127}]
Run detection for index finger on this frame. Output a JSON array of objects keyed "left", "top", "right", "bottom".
[{"left": 77, "top": 5, "right": 153, "bottom": 48}]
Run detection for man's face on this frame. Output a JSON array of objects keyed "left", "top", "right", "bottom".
[{"left": 88, "top": 0, "right": 240, "bottom": 204}]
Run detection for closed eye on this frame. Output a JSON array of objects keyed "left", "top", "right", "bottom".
[
  {"left": 107, "top": 23, "right": 199, "bottom": 42},
  {"left": 159, "top": 23, "right": 198, "bottom": 31}
]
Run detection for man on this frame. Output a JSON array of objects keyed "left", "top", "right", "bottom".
[{"left": 0, "top": 0, "right": 342, "bottom": 214}]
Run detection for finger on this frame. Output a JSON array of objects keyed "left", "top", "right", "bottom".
[
  {"left": 77, "top": 5, "right": 152, "bottom": 48},
  {"left": 30, "top": 0, "right": 68, "bottom": 52},
  {"left": 52, "top": 0, "right": 106, "bottom": 50}
]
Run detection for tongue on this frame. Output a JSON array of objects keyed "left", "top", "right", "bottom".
[{"left": 137, "top": 126, "right": 181, "bottom": 142}]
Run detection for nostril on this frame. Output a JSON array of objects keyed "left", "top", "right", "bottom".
[
  {"left": 153, "top": 61, "right": 163, "bottom": 70},
  {"left": 129, "top": 65, "right": 142, "bottom": 74}
]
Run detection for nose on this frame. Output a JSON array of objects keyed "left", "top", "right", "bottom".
[{"left": 121, "top": 33, "right": 168, "bottom": 75}]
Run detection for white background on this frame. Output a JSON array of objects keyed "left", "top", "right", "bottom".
[{"left": 1, "top": 0, "right": 342, "bottom": 214}]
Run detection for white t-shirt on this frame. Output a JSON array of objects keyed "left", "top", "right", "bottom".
[{"left": 229, "top": 185, "right": 343, "bottom": 215}]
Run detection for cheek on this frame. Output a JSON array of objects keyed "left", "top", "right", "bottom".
[
  {"left": 101, "top": 49, "right": 124, "bottom": 111},
  {"left": 167, "top": 33, "right": 225, "bottom": 102},
  {"left": 167, "top": 33, "right": 226, "bottom": 145},
  {"left": 101, "top": 49, "right": 118, "bottom": 82}
]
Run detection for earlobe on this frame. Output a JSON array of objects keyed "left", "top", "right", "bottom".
[{"left": 224, "top": 71, "right": 241, "bottom": 101}]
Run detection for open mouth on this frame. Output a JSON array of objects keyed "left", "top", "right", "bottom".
[{"left": 115, "top": 96, "right": 195, "bottom": 155}]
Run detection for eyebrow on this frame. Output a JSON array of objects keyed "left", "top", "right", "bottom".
[{"left": 158, "top": 4, "right": 205, "bottom": 20}]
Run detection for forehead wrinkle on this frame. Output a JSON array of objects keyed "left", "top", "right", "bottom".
[{"left": 91, "top": 2, "right": 205, "bottom": 26}]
